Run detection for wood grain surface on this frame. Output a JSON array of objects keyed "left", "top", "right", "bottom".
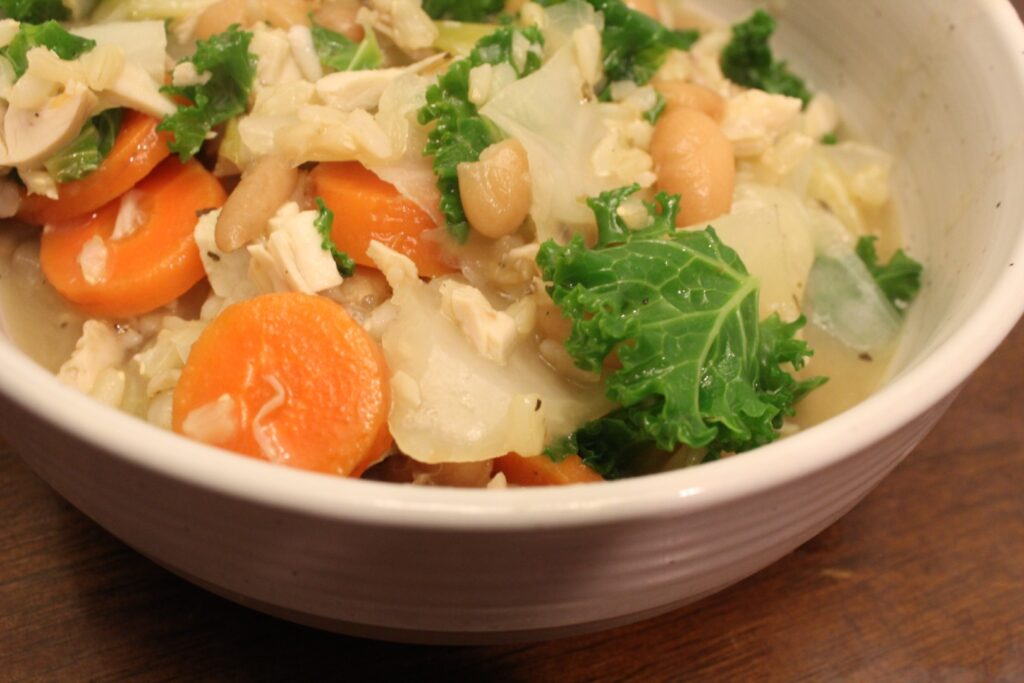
[{"left": 4, "top": 13, "right": 1024, "bottom": 683}]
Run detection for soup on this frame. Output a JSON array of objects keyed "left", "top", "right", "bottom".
[{"left": 0, "top": 1, "right": 921, "bottom": 486}]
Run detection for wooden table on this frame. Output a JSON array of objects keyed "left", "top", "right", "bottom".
[{"left": 2, "top": 322, "right": 1021, "bottom": 681}]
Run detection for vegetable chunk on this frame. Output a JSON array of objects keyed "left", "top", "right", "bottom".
[
  {"left": 310, "top": 161, "right": 453, "bottom": 278},
  {"left": 39, "top": 158, "right": 226, "bottom": 317},
  {"left": 172, "top": 292, "right": 392, "bottom": 477},
  {"left": 159, "top": 24, "right": 256, "bottom": 161},
  {"left": 18, "top": 111, "right": 172, "bottom": 225},
  {"left": 855, "top": 236, "right": 923, "bottom": 310},
  {"left": 418, "top": 25, "right": 544, "bottom": 242},
  {"left": 538, "top": 185, "right": 824, "bottom": 477},
  {"left": 540, "top": 0, "right": 698, "bottom": 88},
  {"left": 720, "top": 10, "right": 811, "bottom": 105}
]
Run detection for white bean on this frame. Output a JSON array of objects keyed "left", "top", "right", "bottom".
[
  {"left": 457, "top": 139, "right": 532, "bottom": 239},
  {"left": 650, "top": 107, "right": 735, "bottom": 226}
]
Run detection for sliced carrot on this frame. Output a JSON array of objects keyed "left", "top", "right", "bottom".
[
  {"left": 494, "top": 453, "right": 604, "bottom": 486},
  {"left": 172, "top": 292, "right": 392, "bottom": 477},
  {"left": 309, "top": 161, "right": 454, "bottom": 278},
  {"left": 39, "top": 158, "right": 226, "bottom": 318},
  {"left": 18, "top": 111, "right": 172, "bottom": 226}
]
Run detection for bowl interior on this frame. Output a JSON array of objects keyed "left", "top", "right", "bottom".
[{"left": 1, "top": 0, "right": 1023, "bottom": 520}]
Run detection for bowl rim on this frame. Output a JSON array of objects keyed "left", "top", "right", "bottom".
[{"left": 2, "top": 1, "right": 1024, "bottom": 532}]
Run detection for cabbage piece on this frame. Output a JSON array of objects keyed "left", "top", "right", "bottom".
[
  {"left": 71, "top": 20, "right": 167, "bottom": 82},
  {"left": 803, "top": 213, "right": 901, "bottom": 352},
  {"left": 364, "top": 71, "right": 443, "bottom": 226},
  {"left": 540, "top": 0, "right": 602, "bottom": 55},
  {"left": 481, "top": 48, "right": 649, "bottom": 242},
  {"left": 694, "top": 182, "right": 815, "bottom": 322},
  {"left": 804, "top": 253, "right": 901, "bottom": 352},
  {"left": 821, "top": 141, "right": 893, "bottom": 208},
  {"left": 368, "top": 241, "right": 612, "bottom": 463},
  {"left": 806, "top": 142, "right": 893, "bottom": 238}
]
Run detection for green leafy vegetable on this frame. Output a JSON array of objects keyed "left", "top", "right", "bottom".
[
  {"left": 0, "top": 0, "right": 68, "bottom": 23},
  {"left": 720, "top": 9, "right": 811, "bottom": 105},
  {"left": 418, "top": 25, "right": 544, "bottom": 242},
  {"left": 43, "top": 108, "right": 123, "bottom": 183},
  {"left": 643, "top": 91, "right": 665, "bottom": 124},
  {"left": 158, "top": 25, "right": 256, "bottom": 161},
  {"left": 314, "top": 197, "right": 356, "bottom": 277},
  {"left": 539, "top": 0, "right": 697, "bottom": 87},
  {"left": 422, "top": 0, "right": 501, "bottom": 22},
  {"left": 821, "top": 132, "right": 838, "bottom": 145},
  {"left": 538, "top": 185, "right": 824, "bottom": 478},
  {"left": 310, "top": 19, "right": 382, "bottom": 72},
  {"left": 855, "top": 236, "right": 923, "bottom": 310},
  {"left": 0, "top": 20, "right": 95, "bottom": 78},
  {"left": 590, "top": 0, "right": 697, "bottom": 85}
]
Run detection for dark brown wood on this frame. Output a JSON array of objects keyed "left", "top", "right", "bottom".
[{"left": 2, "top": 320, "right": 1021, "bottom": 681}]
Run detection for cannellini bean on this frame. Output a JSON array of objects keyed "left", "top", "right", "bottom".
[
  {"left": 427, "top": 460, "right": 495, "bottom": 487},
  {"left": 457, "top": 139, "right": 531, "bottom": 239},
  {"left": 650, "top": 107, "right": 735, "bottom": 226},
  {"left": 655, "top": 81, "right": 725, "bottom": 121},
  {"left": 215, "top": 155, "right": 299, "bottom": 252},
  {"left": 262, "top": 0, "right": 311, "bottom": 29},
  {"left": 322, "top": 266, "right": 392, "bottom": 322},
  {"left": 313, "top": 0, "right": 364, "bottom": 42},
  {"left": 194, "top": 0, "right": 248, "bottom": 40}
]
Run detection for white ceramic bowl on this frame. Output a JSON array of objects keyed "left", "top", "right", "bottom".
[{"left": 3, "top": 0, "right": 1024, "bottom": 645}]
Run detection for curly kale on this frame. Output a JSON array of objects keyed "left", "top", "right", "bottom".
[
  {"left": 418, "top": 26, "right": 544, "bottom": 242},
  {"left": 720, "top": 10, "right": 811, "bottom": 105},
  {"left": 538, "top": 185, "right": 825, "bottom": 478}
]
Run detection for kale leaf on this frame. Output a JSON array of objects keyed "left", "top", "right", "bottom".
[
  {"left": 0, "top": 20, "right": 95, "bottom": 78},
  {"left": 310, "top": 19, "right": 382, "bottom": 72},
  {"left": 422, "top": 0, "right": 502, "bottom": 22},
  {"left": 855, "top": 236, "right": 923, "bottom": 310},
  {"left": 588, "top": 0, "right": 697, "bottom": 85},
  {"left": 159, "top": 25, "right": 256, "bottom": 161},
  {"left": 720, "top": 9, "right": 811, "bottom": 105},
  {"left": 314, "top": 197, "right": 356, "bottom": 277},
  {"left": 44, "top": 108, "right": 122, "bottom": 183},
  {"left": 418, "top": 25, "right": 543, "bottom": 242},
  {"left": 538, "top": 185, "right": 824, "bottom": 478},
  {"left": 643, "top": 91, "right": 666, "bottom": 124},
  {"left": 538, "top": 0, "right": 697, "bottom": 88},
  {"left": 0, "top": 0, "right": 68, "bottom": 23}
]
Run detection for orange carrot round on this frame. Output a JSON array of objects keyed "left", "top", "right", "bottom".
[
  {"left": 18, "top": 111, "right": 172, "bottom": 226},
  {"left": 310, "top": 161, "right": 454, "bottom": 278},
  {"left": 39, "top": 158, "right": 226, "bottom": 318},
  {"left": 494, "top": 453, "right": 604, "bottom": 486},
  {"left": 172, "top": 293, "right": 392, "bottom": 477}
]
